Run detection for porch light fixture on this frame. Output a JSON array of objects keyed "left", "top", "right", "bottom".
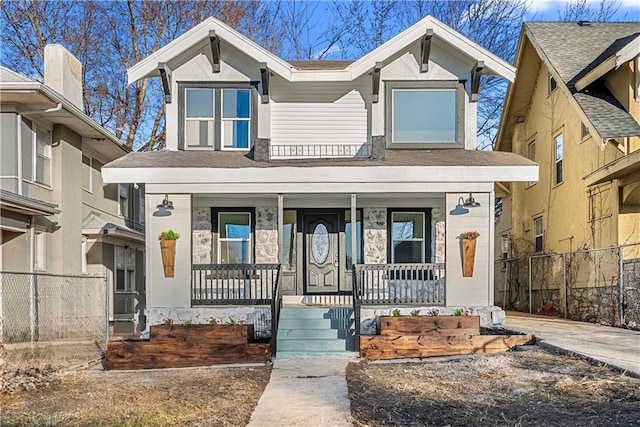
[
  {"left": 463, "top": 193, "right": 481, "bottom": 208},
  {"left": 153, "top": 194, "right": 174, "bottom": 217},
  {"left": 449, "top": 198, "right": 469, "bottom": 216}
]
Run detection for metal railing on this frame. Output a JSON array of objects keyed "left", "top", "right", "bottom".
[
  {"left": 353, "top": 263, "right": 446, "bottom": 305},
  {"left": 192, "top": 263, "right": 280, "bottom": 306},
  {"left": 495, "top": 243, "right": 640, "bottom": 328},
  {"left": 270, "top": 269, "right": 283, "bottom": 356},
  {"left": 0, "top": 271, "right": 107, "bottom": 369},
  {"left": 270, "top": 143, "right": 372, "bottom": 159},
  {"left": 352, "top": 265, "right": 361, "bottom": 352}
]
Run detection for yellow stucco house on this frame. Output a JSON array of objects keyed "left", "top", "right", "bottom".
[{"left": 496, "top": 22, "right": 640, "bottom": 259}]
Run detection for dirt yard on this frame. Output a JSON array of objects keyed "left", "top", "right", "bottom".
[
  {"left": 347, "top": 349, "right": 640, "bottom": 426},
  {"left": 0, "top": 364, "right": 271, "bottom": 426}
]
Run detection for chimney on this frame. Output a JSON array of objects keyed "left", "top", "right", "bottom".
[{"left": 44, "top": 44, "right": 83, "bottom": 110}]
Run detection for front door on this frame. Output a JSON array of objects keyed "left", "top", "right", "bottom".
[{"left": 303, "top": 213, "right": 339, "bottom": 293}]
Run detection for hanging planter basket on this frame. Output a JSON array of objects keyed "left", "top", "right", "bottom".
[
  {"left": 462, "top": 239, "right": 477, "bottom": 277},
  {"left": 460, "top": 231, "right": 479, "bottom": 278},
  {"left": 159, "top": 230, "right": 180, "bottom": 278}
]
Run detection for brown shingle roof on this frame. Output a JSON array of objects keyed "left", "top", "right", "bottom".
[{"left": 289, "top": 60, "right": 355, "bottom": 70}]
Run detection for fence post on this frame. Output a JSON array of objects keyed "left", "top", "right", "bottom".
[
  {"left": 105, "top": 270, "right": 110, "bottom": 344},
  {"left": 619, "top": 246, "right": 624, "bottom": 326},
  {"left": 528, "top": 256, "right": 532, "bottom": 314},
  {"left": 563, "top": 253, "right": 568, "bottom": 319}
]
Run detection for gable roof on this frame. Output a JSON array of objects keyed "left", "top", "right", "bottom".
[
  {"left": 127, "top": 15, "right": 515, "bottom": 84},
  {"left": 496, "top": 22, "right": 640, "bottom": 151}
]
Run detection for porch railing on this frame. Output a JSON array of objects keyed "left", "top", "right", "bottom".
[
  {"left": 353, "top": 263, "right": 446, "bottom": 305},
  {"left": 191, "top": 264, "right": 280, "bottom": 306},
  {"left": 352, "top": 262, "right": 446, "bottom": 352}
]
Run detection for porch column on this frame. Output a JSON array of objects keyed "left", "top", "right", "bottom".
[
  {"left": 277, "top": 193, "right": 283, "bottom": 264},
  {"left": 351, "top": 193, "right": 357, "bottom": 269}
]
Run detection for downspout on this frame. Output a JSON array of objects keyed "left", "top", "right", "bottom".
[
  {"left": 17, "top": 103, "right": 63, "bottom": 196},
  {"left": 17, "top": 102, "right": 63, "bottom": 273}
]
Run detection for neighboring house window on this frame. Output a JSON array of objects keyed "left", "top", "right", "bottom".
[
  {"left": 554, "top": 133, "right": 563, "bottom": 185},
  {"left": 534, "top": 216, "right": 543, "bottom": 252},
  {"left": 389, "top": 211, "right": 427, "bottom": 263},
  {"left": 216, "top": 211, "right": 253, "bottom": 263},
  {"left": 527, "top": 140, "right": 536, "bottom": 186},
  {"left": 33, "top": 124, "right": 52, "bottom": 186},
  {"left": 385, "top": 81, "right": 464, "bottom": 149},
  {"left": 34, "top": 231, "right": 46, "bottom": 270},
  {"left": 115, "top": 245, "right": 135, "bottom": 292},
  {"left": 139, "top": 186, "right": 145, "bottom": 226},
  {"left": 182, "top": 85, "right": 254, "bottom": 150},
  {"left": 82, "top": 155, "right": 92, "bottom": 192},
  {"left": 581, "top": 122, "right": 590, "bottom": 139},
  {"left": 118, "top": 184, "right": 129, "bottom": 217},
  {"left": 548, "top": 73, "right": 557, "bottom": 93}
]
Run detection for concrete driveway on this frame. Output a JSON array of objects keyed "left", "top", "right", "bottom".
[{"left": 505, "top": 311, "right": 640, "bottom": 376}]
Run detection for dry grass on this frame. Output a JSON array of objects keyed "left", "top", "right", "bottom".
[
  {"left": 1, "top": 365, "right": 271, "bottom": 426},
  {"left": 347, "top": 349, "right": 640, "bottom": 426}
]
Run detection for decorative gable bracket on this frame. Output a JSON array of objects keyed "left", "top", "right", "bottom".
[
  {"left": 471, "top": 61, "right": 484, "bottom": 102},
  {"left": 372, "top": 62, "right": 382, "bottom": 103},
  {"left": 260, "top": 62, "right": 270, "bottom": 104},
  {"left": 420, "top": 29, "right": 434, "bottom": 73},
  {"left": 209, "top": 30, "right": 221, "bottom": 73},
  {"left": 158, "top": 62, "right": 172, "bottom": 104}
]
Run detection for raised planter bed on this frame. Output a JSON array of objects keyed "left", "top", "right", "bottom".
[
  {"left": 361, "top": 315, "right": 534, "bottom": 360},
  {"left": 105, "top": 324, "right": 269, "bottom": 370}
]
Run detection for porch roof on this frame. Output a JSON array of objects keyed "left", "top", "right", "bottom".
[
  {"left": 103, "top": 149, "right": 537, "bottom": 194},
  {"left": 104, "top": 149, "right": 534, "bottom": 169}
]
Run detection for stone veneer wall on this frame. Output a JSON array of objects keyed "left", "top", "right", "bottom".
[
  {"left": 364, "top": 208, "right": 387, "bottom": 264},
  {"left": 432, "top": 207, "right": 445, "bottom": 263},
  {"left": 193, "top": 207, "right": 212, "bottom": 264},
  {"left": 255, "top": 207, "right": 278, "bottom": 263}
]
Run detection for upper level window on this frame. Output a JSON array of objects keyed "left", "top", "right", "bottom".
[
  {"left": 581, "top": 122, "right": 590, "bottom": 139},
  {"left": 386, "top": 81, "right": 464, "bottom": 149},
  {"left": 119, "top": 184, "right": 129, "bottom": 217},
  {"left": 534, "top": 216, "right": 543, "bottom": 252},
  {"left": 548, "top": 73, "right": 557, "bottom": 93},
  {"left": 554, "top": 133, "right": 563, "bottom": 185},
  {"left": 33, "top": 124, "right": 52, "bottom": 186},
  {"left": 527, "top": 140, "right": 536, "bottom": 186},
  {"left": 182, "top": 85, "right": 253, "bottom": 150}
]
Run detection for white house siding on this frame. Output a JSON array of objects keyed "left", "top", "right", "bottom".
[{"left": 270, "top": 77, "right": 369, "bottom": 155}]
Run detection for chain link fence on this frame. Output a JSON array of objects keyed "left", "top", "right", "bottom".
[
  {"left": 495, "top": 243, "right": 640, "bottom": 329},
  {"left": 0, "top": 271, "right": 108, "bottom": 370}
]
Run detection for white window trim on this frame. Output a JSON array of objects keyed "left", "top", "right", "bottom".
[
  {"left": 82, "top": 155, "right": 93, "bottom": 193},
  {"left": 33, "top": 231, "right": 46, "bottom": 271},
  {"left": 185, "top": 88, "right": 216, "bottom": 150},
  {"left": 554, "top": 132, "right": 564, "bottom": 186},
  {"left": 217, "top": 211, "right": 252, "bottom": 264},
  {"left": 390, "top": 211, "right": 426, "bottom": 263},
  {"left": 391, "top": 88, "right": 458, "bottom": 145},
  {"left": 533, "top": 216, "right": 544, "bottom": 252},
  {"left": 220, "top": 89, "right": 251, "bottom": 151},
  {"left": 115, "top": 245, "right": 135, "bottom": 293},
  {"left": 31, "top": 122, "right": 52, "bottom": 188},
  {"left": 527, "top": 140, "right": 536, "bottom": 187},
  {"left": 118, "top": 184, "right": 129, "bottom": 218}
]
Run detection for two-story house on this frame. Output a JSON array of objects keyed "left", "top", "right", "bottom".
[
  {"left": 0, "top": 45, "right": 146, "bottom": 334},
  {"left": 494, "top": 22, "right": 640, "bottom": 320},
  {"left": 103, "top": 16, "right": 537, "bottom": 357}
]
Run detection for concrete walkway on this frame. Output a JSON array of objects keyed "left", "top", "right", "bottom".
[
  {"left": 505, "top": 312, "right": 640, "bottom": 376},
  {"left": 247, "top": 357, "right": 354, "bottom": 427}
]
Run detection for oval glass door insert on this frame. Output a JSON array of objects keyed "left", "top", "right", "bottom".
[{"left": 312, "top": 223, "right": 330, "bottom": 264}]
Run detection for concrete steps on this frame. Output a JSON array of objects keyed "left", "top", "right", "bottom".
[{"left": 276, "top": 306, "right": 355, "bottom": 359}]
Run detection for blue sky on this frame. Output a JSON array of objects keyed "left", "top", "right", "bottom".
[{"left": 525, "top": 0, "right": 640, "bottom": 20}]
